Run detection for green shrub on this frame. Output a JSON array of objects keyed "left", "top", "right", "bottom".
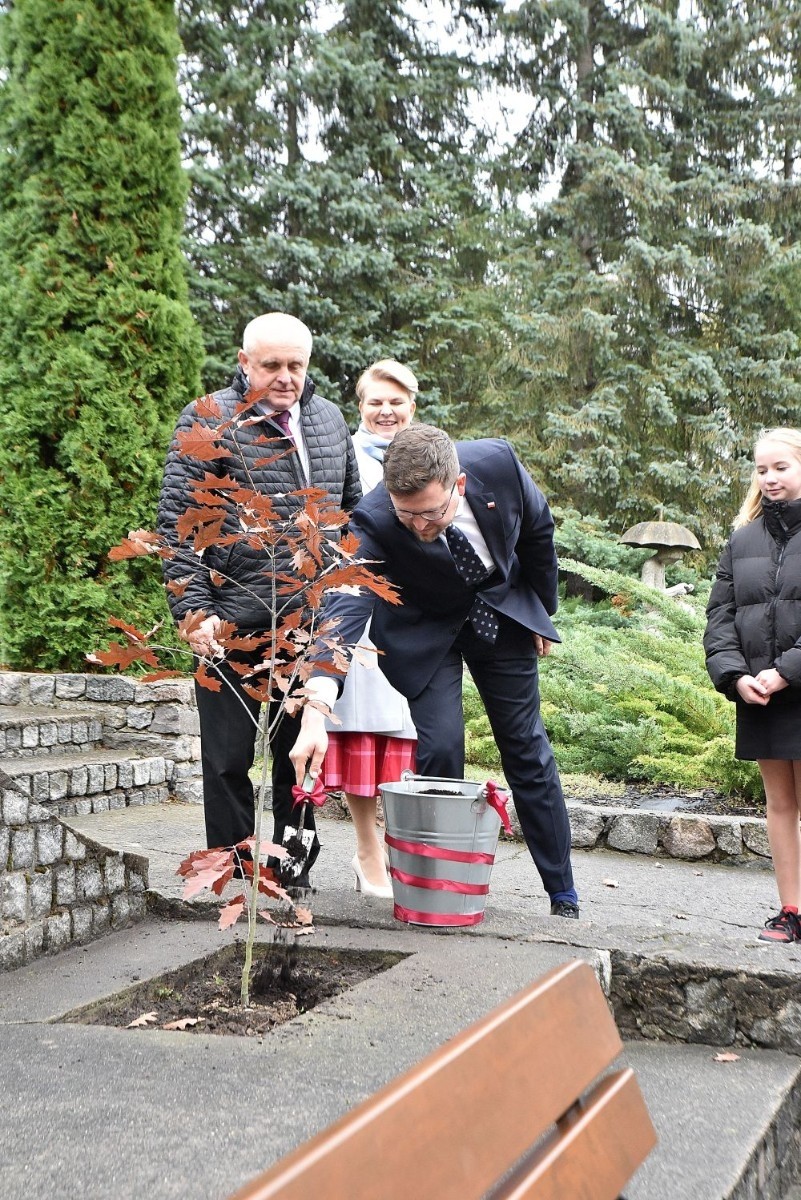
[
  {"left": 0, "top": 0, "right": 203, "bottom": 669},
  {"left": 463, "top": 558, "right": 763, "bottom": 802},
  {"left": 553, "top": 507, "right": 649, "bottom": 575}
]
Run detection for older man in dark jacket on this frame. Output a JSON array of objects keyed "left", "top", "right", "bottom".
[{"left": 158, "top": 312, "right": 361, "bottom": 879}]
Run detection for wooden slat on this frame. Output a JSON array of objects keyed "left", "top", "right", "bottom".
[
  {"left": 492, "top": 1069, "right": 658, "bottom": 1200},
  {"left": 230, "top": 960, "right": 633, "bottom": 1200}
]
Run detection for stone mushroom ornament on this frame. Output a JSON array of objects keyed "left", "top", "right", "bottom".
[{"left": 618, "top": 521, "right": 701, "bottom": 594}]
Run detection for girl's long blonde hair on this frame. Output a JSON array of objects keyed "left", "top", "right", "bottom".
[{"left": 734, "top": 427, "right": 801, "bottom": 528}]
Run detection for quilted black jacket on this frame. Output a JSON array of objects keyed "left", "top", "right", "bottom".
[
  {"left": 157, "top": 369, "right": 362, "bottom": 629},
  {"left": 704, "top": 498, "right": 801, "bottom": 702}
]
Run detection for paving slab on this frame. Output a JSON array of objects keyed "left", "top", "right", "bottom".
[
  {"left": 1, "top": 916, "right": 799, "bottom": 1200},
  {"left": 3, "top": 799, "right": 799, "bottom": 1200},
  {"left": 64, "top": 801, "right": 801, "bottom": 972},
  {"left": 1, "top": 917, "right": 600, "bottom": 1200},
  {"left": 622, "top": 1040, "right": 801, "bottom": 1200}
]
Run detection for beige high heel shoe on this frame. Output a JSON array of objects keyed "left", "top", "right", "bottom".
[{"left": 352, "top": 854, "right": 393, "bottom": 899}]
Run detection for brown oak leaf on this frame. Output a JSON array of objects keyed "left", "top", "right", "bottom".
[
  {"left": 175, "top": 422, "right": 233, "bottom": 462},
  {"left": 127, "top": 1011, "right": 159, "bottom": 1028}
]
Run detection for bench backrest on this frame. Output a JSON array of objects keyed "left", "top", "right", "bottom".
[{"left": 230, "top": 958, "right": 657, "bottom": 1200}]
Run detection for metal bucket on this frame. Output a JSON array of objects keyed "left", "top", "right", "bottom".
[{"left": 379, "top": 774, "right": 502, "bottom": 927}]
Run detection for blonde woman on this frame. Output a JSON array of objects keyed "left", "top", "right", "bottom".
[
  {"left": 705, "top": 427, "right": 801, "bottom": 943},
  {"left": 322, "top": 361, "right": 418, "bottom": 897}
]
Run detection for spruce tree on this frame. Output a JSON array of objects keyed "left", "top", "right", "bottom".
[
  {"left": 0, "top": 0, "right": 203, "bottom": 669},
  {"left": 178, "top": 0, "right": 492, "bottom": 413},
  {"left": 465, "top": 0, "right": 801, "bottom": 553}
]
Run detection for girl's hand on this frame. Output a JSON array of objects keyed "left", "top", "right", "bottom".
[
  {"left": 754, "top": 667, "right": 789, "bottom": 696},
  {"left": 735, "top": 675, "right": 770, "bottom": 705}
]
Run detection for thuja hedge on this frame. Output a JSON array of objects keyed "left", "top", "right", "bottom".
[
  {"left": 0, "top": 0, "right": 203, "bottom": 669},
  {"left": 464, "top": 559, "right": 764, "bottom": 802}
]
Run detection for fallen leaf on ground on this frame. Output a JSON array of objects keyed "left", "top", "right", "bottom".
[
  {"left": 713, "top": 1051, "right": 740, "bottom": 1062},
  {"left": 127, "top": 1011, "right": 158, "bottom": 1028},
  {"left": 163, "top": 1017, "right": 203, "bottom": 1031},
  {"left": 602, "top": 878, "right": 619, "bottom": 888}
]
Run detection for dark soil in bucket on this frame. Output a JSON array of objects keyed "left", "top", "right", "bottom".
[
  {"left": 419, "top": 788, "right": 465, "bottom": 796},
  {"left": 60, "top": 943, "right": 406, "bottom": 1038}
]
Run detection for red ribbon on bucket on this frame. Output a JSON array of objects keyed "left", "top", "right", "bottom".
[
  {"left": 390, "top": 867, "right": 490, "bottom": 895},
  {"left": 484, "top": 780, "right": 512, "bottom": 834},
  {"left": 385, "top": 832, "right": 495, "bottom": 865},
  {"left": 393, "top": 905, "right": 485, "bottom": 927}
]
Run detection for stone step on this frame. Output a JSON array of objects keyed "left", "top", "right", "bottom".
[
  {"left": 1, "top": 748, "right": 172, "bottom": 815},
  {"left": 8, "top": 797, "right": 801, "bottom": 1196},
  {"left": 0, "top": 918, "right": 798, "bottom": 1199},
  {"left": 0, "top": 673, "right": 200, "bottom": 777},
  {"left": 0, "top": 704, "right": 104, "bottom": 758},
  {"left": 65, "top": 805, "right": 801, "bottom": 1060},
  {"left": 0, "top": 670, "right": 161, "bottom": 707},
  {"left": 622, "top": 1039, "right": 801, "bottom": 1199}
]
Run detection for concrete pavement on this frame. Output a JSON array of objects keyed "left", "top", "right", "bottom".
[{"left": 2, "top": 800, "right": 801, "bottom": 1199}]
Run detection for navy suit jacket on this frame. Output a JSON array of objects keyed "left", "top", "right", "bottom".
[{"left": 320, "top": 438, "right": 560, "bottom": 699}]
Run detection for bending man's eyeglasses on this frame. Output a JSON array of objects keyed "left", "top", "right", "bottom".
[{"left": 390, "top": 481, "right": 456, "bottom": 522}]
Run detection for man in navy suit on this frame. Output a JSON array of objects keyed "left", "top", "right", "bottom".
[{"left": 291, "top": 424, "right": 578, "bottom": 916}]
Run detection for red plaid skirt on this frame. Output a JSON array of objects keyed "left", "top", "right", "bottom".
[{"left": 322, "top": 732, "right": 416, "bottom": 797}]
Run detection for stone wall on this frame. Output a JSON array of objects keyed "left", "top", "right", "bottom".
[
  {"left": 0, "top": 670, "right": 202, "bottom": 805},
  {"left": 567, "top": 801, "right": 771, "bottom": 866},
  {"left": 0, "top": 819, "right": 148, "bottom": 972},
  {"left": 0, "top": 670, "right": 202, "bottom": 971}
]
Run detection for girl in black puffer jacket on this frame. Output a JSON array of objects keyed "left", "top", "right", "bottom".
[{"left": 705, "top": 427, "right": 801, "bottom": 944}]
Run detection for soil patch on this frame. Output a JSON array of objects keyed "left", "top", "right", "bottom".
[
  {"left": 565, "top": 780, "right": 765, "bottom": 819},
  {"left": 463, "top": 765, "right": 766, "bottom": 820},
  {"left": 62, "top": 942, "right": 406, "bottom": 1038}
]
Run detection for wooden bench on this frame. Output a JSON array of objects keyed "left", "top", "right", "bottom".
[{"left": 230, "top": 958, "right": 657, "bottom": 1200}]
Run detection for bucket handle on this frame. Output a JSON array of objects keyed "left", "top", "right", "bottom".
[
  {"left": 399, "top": 771, "right": 469, "bottom": 787},
  {"left": 478, "top": 780, "right": 513, "bottom": 834}
]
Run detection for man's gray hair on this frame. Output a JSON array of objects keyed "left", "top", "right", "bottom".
[
  {"left": 383, "top": 424, "right": 459, "bottom": 495},
  {"left": 241, "top": 312, "right": 313, "bottom": 357}
]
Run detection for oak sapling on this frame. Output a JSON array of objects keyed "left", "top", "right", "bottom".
[{"left": 89, "top": 387, "right": 398, "bottom": 1005}]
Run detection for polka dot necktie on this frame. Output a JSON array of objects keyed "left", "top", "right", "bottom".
[
  {"left": 444, "top": 523, "right": 499, "bottom": 643},
  {"left": 272, "top": 410, "right": 294, "bottom": 443}
]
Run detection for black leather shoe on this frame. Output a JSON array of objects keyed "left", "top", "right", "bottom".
[{"left": 550, "top": 900, "right": 580, "bottom": 919}]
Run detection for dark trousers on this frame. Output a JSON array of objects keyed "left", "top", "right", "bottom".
[
  {"left": 193, "top": 656, "right": 319, "bottom": 865},
  {"left": 407, "top": 616, "right": 573, "bottom": 900}
]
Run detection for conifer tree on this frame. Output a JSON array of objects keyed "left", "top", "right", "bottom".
[
  {"left": 0, "top": 0, "right": 203, "bottom": 668},
  {"left": 465, "top": 0, "right": 801, "bottom": 553},
  {"left": 178, "top": 0, "right": 491, "bottom": 412}
]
